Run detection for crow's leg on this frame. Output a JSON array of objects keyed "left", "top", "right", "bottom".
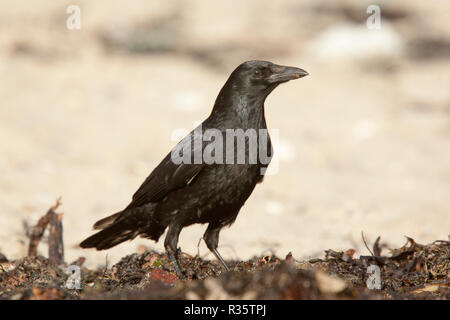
[
  {"left": 164, "top": 223, "right": 184, "bottom": 277},
  {"left": 203, "top": 224, "right": 230, "bottom": 272}
]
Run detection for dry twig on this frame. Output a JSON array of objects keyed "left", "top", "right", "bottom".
[{"left": 28, "top": 198, "right": 62, "bottom": 257}]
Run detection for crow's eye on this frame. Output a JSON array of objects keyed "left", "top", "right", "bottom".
[{"left": 254, "top": 70, "right": 261, "bottom": 76}]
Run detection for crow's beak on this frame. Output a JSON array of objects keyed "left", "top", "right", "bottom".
[{"left": 268, "top": 65, "right": 309, "bottom": 83}]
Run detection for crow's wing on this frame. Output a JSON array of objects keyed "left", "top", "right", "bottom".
[{"left": 125, "top": 133, "right": 204, "bottom": 210}]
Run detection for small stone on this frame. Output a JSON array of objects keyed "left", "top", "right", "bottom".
[
  {"left": 315, "top": 271, "right": 347, "bottom": 294},
  {"left": 0, "top": 253, "right": 8, "bottom": 263}
]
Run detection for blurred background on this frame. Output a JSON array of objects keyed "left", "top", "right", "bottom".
[{"left": 0, "top": 0, "right": 449, "bottom": 268}]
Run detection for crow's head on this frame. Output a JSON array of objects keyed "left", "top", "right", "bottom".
[
  {"left": 212, "top": 60, "right": 308, "bottom": 117},
  {"left": 228, "top": 60, "right": 308, "bottom": 95}
]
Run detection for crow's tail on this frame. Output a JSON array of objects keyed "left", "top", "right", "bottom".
[
  {"left": 80, "top": 221, "right": 138, "bottom": 250},
  {"left": 93, "top": 211, "right": 122, "bottom": 230},
  {"left": 80, "top": 204, "right": 163, "bottom": 250}
]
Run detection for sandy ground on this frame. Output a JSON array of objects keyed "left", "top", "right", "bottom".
[{"left": 0, "top": 0, "right": 449, "bottom": 268}]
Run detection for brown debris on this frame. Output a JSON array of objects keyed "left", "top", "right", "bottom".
[
  {"left": 27, "top": 198, "right": 62, "bottom": 258},
  {"left": 1, "top": 237, "right": 448, "bottom": 300},
  {"left": 312, "top": 236, "right": 450, "bottom": 299},
  {"left": 3, "top": 211, "right": 449, "bottom": 300},
  {"left": 285, "top": 252, "right": 295, "bottom": 263},
  {"left": 373, "top": 236, "right": 382, "bottom": 256},
  {"left": 48, "top": 212, "right": 64, "bottom": 266},
  {"left": 26, "top": 198, "right": 65, "bottom": 266},
  {"left": 343, "top": 249, "right": 356, "bottom": 262}
]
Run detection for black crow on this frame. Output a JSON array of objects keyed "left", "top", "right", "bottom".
[{"left": 80, "top": 60, "right": 308, "bottom": 276}]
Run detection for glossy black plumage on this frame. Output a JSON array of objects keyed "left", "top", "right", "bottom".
[{"left": 80, "top": 60, "right": 308, "bottom": 275}]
